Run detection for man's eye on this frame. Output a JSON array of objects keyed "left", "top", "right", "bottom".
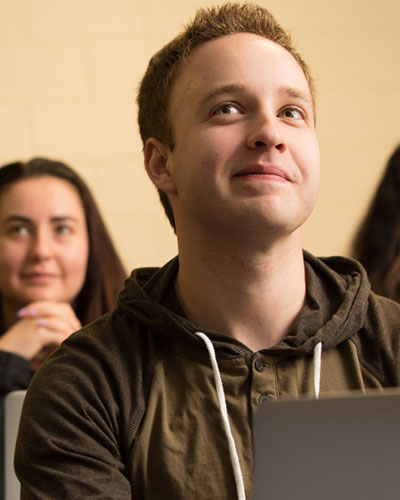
[
  {"left": 280, "top": 107, "right": 304, "bottom": 120},
  {"left": 214, "top": 104, "right": 240, "bottom": 115}
]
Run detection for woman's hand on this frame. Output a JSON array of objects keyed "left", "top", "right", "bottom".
[{"left": 0, "top": 301, "right": 81, "bottom": 363}]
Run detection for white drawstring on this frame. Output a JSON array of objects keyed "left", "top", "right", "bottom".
[
  {"left": 194, "top": 331, "right": 322, "bottom": 499},
  {"left": 195, "top": 331, "right": 246, "bottom": 500},
  {"left": 313, "top": 342, "right": 322, "bottom": 399}
]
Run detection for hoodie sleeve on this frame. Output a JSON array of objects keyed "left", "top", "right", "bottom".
[
  {"left": 14, "top": 311, "right": 148, "bottom": 500},
  {"left": 16, "top": 359, "right": 132, "bottom": 498}
]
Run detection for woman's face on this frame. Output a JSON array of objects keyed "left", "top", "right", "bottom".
[{"left": 0, "top": 176, "right": 89, "bottom": 312}]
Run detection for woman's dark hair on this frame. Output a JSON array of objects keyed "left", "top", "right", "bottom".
[
  {"left": 352, "top": 145, "right": 400, "bottom": 300},
  {"left": 0, "top": 157, "right": 127, "bottom": 324}
]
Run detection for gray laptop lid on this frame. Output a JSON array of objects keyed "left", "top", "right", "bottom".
[
  {"left": 4, "top": 390, "right": 26, "bottom": 500},
  {"left": 253, "top": 390, "right": 400, "bottom": 500}
]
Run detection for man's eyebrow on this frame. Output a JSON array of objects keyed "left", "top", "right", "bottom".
[
  {"left": 278, "top": 86, "right": 313, "bottom": 105},
  {"left": 200, "top": 83, "right": 245, "bottom": 105},
  {"left": 199, "top": 84, "right": 313, "bottom": 106}
]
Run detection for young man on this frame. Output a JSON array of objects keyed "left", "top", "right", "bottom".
[{"left": 15, "top": 4, "right": 400, "bottom": 499}]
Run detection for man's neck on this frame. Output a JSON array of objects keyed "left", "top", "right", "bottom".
[{"left": 175, "top": 230, "right": 306, "bottom": 352}]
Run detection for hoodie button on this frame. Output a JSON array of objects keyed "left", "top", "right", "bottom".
[
  {"left": 255, "top": 360, "right": 265, "bottom": 372},
  {"left": 258, "top": 395, "right": 270, "bottom": 405}
]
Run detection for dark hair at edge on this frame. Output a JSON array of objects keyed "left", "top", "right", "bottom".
[
  {"left": 137, "top": 2, "right": 315, "bottom": 230},
  {"left": 352, "top": 145, "right": 400, "bottom": 300},
  {"left": 0, "top": 157, "right": 127, "bottom": 324}
]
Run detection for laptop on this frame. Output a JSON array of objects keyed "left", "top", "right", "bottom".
[
  {"left": 3, "top": 390, "right": 26, "bottom": 500},
  {"left": 253, "top": 390, "right": 400, "bottom": 500}
]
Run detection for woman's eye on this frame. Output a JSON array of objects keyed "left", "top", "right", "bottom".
[
  {"left": 214, "top": 104, "right": 240, "bottom": 115},
  {"left": 55, "top": 225, "right": 72, "bottom": 235},
  {"left": 9, "top": 225, "right": 29, "bottom": 237},
  {"left": 280, "top": 107, "right": 304, "bottom": 120}
]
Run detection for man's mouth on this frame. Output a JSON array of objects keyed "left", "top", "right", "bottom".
[{"left": 234, "top": 164, "right": 291, "bottom": 182}]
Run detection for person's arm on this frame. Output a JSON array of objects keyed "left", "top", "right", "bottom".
[
  {"left": 0, "top": 349, "right": 32, "bottom": 394},
  {"left": 15, "top": 320, "right": 134, "bottom": 499}
]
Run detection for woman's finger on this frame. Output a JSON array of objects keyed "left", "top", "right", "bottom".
[{"left": 17, "top": 301, "right": 81, "bottom": 331}]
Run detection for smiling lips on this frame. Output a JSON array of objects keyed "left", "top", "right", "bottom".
[
  {"left": 234, "top": 165, "right": 291, "bottom": 182},
  {"left": 21, "top": 272, "right": 59, "bottom": 284}
]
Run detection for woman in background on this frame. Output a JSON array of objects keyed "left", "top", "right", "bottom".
[
  {"left": 0, "top": 157, "right": 126, "bottom": 393},
  {"left": 352, "top": 145, "right": 400, "bottom": 301}
]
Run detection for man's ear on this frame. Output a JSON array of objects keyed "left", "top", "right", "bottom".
[{"left": 144, "top": 138, "right": 177, "bottom": 194}]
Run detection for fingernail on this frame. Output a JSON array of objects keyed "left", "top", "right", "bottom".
[
  {"left": 37, "top": 319, "right": 48, "bottom": 326},
  {"left": 17, "top": 307, "right": 27, "bottom": 317},
  {"left": 17, "top": 307, "right": 36, "bottom": 317},
  {"left": 17, "top": 307, "right": 37, "bottom": 317}
]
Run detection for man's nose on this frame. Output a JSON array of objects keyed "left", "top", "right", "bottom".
[{"left": 246, "top": 112, "right": 287, "bottom": 152}]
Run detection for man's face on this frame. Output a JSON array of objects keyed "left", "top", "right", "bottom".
[{"left": 162, "top": 33, "right": 320, "bottom": 240}]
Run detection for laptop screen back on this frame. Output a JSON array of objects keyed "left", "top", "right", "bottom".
[
  {"left": 4, "top": 390, "right": 26, "bottom": 500},
  {"left": 253, "top": 391, "right": 400, "bottom": 500}
]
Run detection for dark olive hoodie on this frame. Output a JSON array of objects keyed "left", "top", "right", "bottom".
[{"left": 15, "top": 252, "right": 400, "bottom": 499}]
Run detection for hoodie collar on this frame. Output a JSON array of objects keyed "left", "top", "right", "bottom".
[{"left": 118, "top": 251, "right": 370, "bottom": 356}]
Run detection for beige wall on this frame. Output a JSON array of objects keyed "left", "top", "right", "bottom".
[{"left": 0, "top": 0, "right": 399, "bottom": 271}]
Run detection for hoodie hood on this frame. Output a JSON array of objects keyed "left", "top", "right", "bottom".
[
  {"left": 117, "top": 251, "right": 371, "bottom": 356},
  {"left": 275, "top": 251, "right": 371, "bottom": 354}
]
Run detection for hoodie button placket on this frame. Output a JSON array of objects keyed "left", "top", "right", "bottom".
[{"left": 251, "top": 354, "right": 277, "bottom": 408}]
